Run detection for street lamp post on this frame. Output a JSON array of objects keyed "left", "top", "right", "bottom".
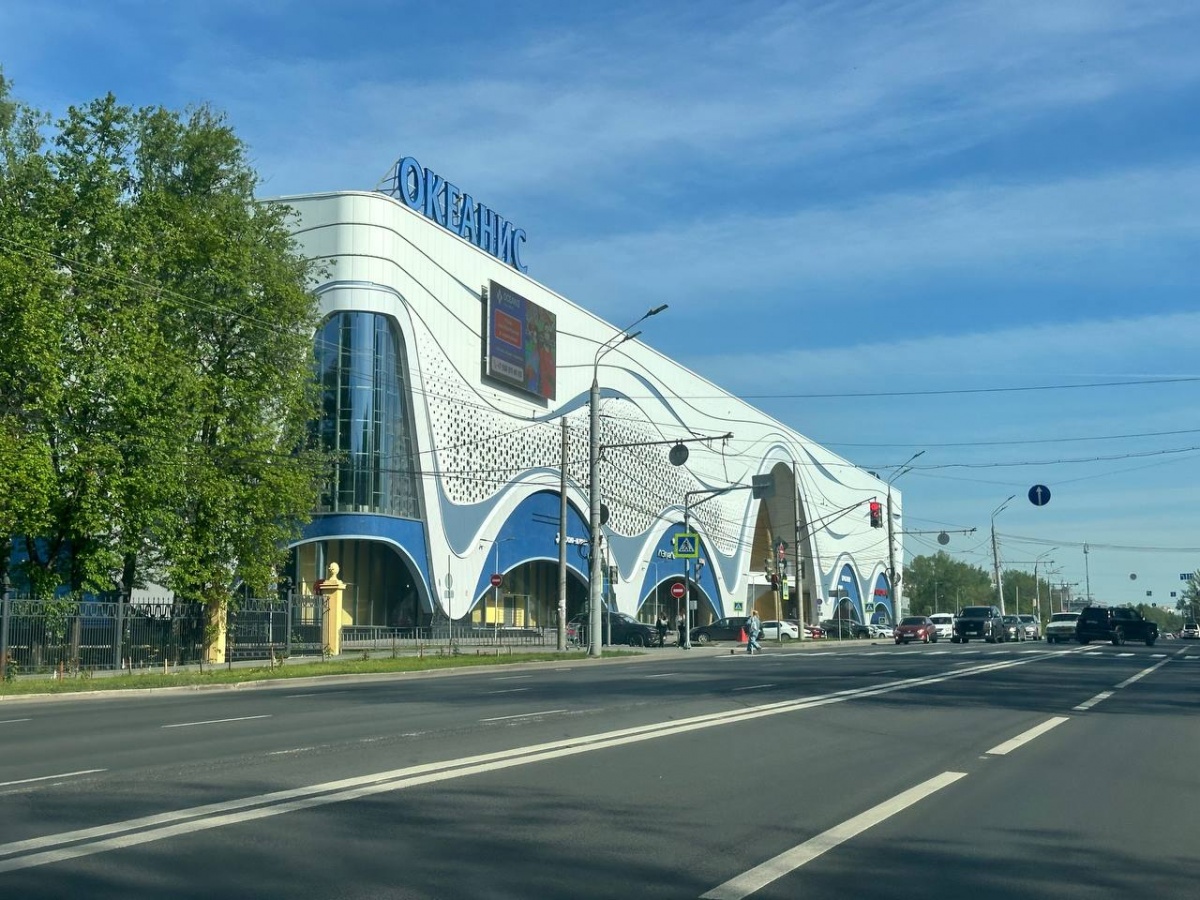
[
  {"left": 1033, "top": 548, "right": 1057, "bottom": 622},
  {"left": 886, "top": 450, "right": 924, "bottom": 621},
  {"left": 589, "top": 304, "right": 668, "bottom": 658},
  {"left": 990, "top": 495, "right": 1016, "bottom": 614},
  {"left": 480, "top": 537, "right": 514, "bottom": 642}
]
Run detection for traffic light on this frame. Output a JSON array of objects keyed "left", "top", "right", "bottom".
[{"left": 869, "top": 500, "right": 883, "bottom": 528}]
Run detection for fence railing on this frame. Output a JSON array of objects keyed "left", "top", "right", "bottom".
[
  {"left": 340, "top": 624, "right": 557, "bottom": 652},
  {"left": 0, "top": 593, "right": 327, "bottom": 676}
]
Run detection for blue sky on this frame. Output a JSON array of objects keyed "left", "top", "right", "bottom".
[{"left": 4, "top": 0, "right": 1200, "bottom": 609}]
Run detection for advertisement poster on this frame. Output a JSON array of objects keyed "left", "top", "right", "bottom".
[{"left": 486, "top": 280, "right": 556, "bottom": 400}]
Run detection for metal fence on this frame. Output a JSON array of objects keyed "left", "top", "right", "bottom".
[
  {"left": 340, "top": 623, "right": 559, "bottom": 652},
  {"left": 0, "top": 593, "right": 327, "bottom": 675}
]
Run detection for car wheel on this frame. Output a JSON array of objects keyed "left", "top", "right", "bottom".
[
  {"left": 1111, "top": 629, "right": 1124, "bottom": 646},
  {"left": 1047, "top": 635, "right": 1056, "bottom": 645},
  {"left": 962, "top": 637, "right": 969, "bottom": 643},
  {"left": 921, "top": 633, "right": 929, "bottom": 643},
  {"left": 1078, "top": 637, "right": 1089, "bottom": 644},
  {"left": 628, "top": 634, "right": 643, "bottom": 647},
  {"left": 1145, "top": 637, "right": 1156, "bottom": 646},
  {"left": 931, "top": 633, "right": 938, "bottom": 643},
  {"left": 780, "top": 633, "right": 793, "bottom": 642},
  {"left": 695, "top": 633, "right": 709, "bottom": 646},
  {"left": 894, "top": 638, "right": 902, "bottom": 645}
]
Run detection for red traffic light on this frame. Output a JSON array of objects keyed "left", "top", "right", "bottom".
[{"left": 869, "top": 500, "right": 883, "bottom": 528}]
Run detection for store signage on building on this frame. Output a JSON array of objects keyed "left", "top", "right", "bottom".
[{"left": 383, "top": 156, "right": 528, "bottom": 273}]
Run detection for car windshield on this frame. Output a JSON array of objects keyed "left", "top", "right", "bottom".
[
  {"left": 958, "top": 608, "right": 991, "bottom": 618},
  {"left": 900, "top": 617, "right": 925, "bottom": 626},
  {"left": 1050, "top": 613, "right": 1078, "bottom": 622}
]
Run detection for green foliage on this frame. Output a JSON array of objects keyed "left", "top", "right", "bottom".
[
  {"left": 1178, "top": 572, "right": 1200, "bottom": 622},
  {"left": 0, "top": 74, "right": 331, "bottom": 606},
  {"left": 902, "top": 552, "right": 993, "bottom": 616}
]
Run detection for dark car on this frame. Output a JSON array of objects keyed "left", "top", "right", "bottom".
[
  {"left": 951, "top": 605, "right": 1005, "bottom": 643},
  {"left": 894, "top": 616, "right": 938, "bottom": 644},
  {"left": 1075, "top": 606, "right": 1158, "bottom": 646},
  {"left": 689, "top": 616, "right": 749, "bottom": 645},
  {"left": 820, "top": 619, "right": 868, "bottom": 639},
  {"left": 567, "top": 611, "right": 658, "bottom": 647}
]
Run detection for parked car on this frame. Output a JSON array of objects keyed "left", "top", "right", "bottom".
[
  {"left": 1044, "top": 611, "right": 1080, "bottom": 644},
  {"left": 1000, "top": 615, "right": 1026, "bottom": 642},
  {"left": 820, "top": 618, "right": 867, "bottom": 639},
  {"left": 1181, "top": 622, "right": 1199, "bottom": 640},
  {"left": 928, "top": 613, "right": 955, "bottom": 641},
  {"left": 802, "top": 623, "right": 825, "bottom": 639},
  {"left": 894, "top": 616, "right": 938, "bottom": 644},
  {"left": 566, "top": 611, "right": 658, "bottom": 647},
  {"left": 868, "top": 623, "right": 893, "bottom": 639},
  {"left": 1075, "top": 606, "right": 1158, "bottom": 646},
  {"left": 690, "top": 616, "right": 749, "bottom": 645},
  {"left": 952, "top": 605, "right": 1006, "bottom": 643},
  {"left": 760, "top": 620, "right": 799, "bottom": 641},
  {"left": 1017, "top": 614, "right": 1041, "bottom": 641}
]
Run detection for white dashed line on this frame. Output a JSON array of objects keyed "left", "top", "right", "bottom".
[
  {"left": 479, "top": 710, "right": 566, "bottom": 722},
  {"left": 0, "top": 769, "right": 106, "bottom": 788},
  {"left": 1073, "top": 691, "right": 1113, "bottom": 711},
  {"left": 732, "top": 684, "right": 776, "bottom": 691},
  {"left": 986, "top": 717, "right": 1070, "bottom": 756},
  {"left": 162, "top": 715, "right": 271, "bottom": 729}
]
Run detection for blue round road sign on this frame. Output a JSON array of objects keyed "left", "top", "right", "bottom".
[{"left": 1028, "top": 485, "right": 1051, "bottom": 506}]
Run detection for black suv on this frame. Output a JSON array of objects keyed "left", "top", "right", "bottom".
[
  {"left": 567, "top": 612, "right": 658, "bottom": 647},
  {"left": 690, "top": 616, "right": 749, "bottom": 645},
  {"left": 1075, "top": 606, "right": 1158, "bottom": 646},
  {"left": 951, "top": 605, "right": 1005, "bottom": 643}
]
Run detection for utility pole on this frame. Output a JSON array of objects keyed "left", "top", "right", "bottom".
[
  {"left": 885, "top": 451, "right": 923, "bottom": 622},
  {"left": 557, "top": 416, "right": 567, "bottom": 652},
  {"left": 990, "top": 495, "right": 1015, "bottom": 614},
  {"left": 1083, "top": 543, "right": 1092, "bottom": 605}
]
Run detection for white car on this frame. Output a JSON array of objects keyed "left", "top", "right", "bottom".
[
  {"left": 869, "top": 623, "right": 893, "bottom": 639},
  {"left": 928, "top": 613, "right": 955, "bottom": 641},
  {"left": 1181, "top": 622, "right": 1199, "bottom": 640},
  {"left": 759, "top": 620, "right": 800, "bottom": 641},
  {"left": 1045, "top": 611, "right": 1080, "bottom": 644}
]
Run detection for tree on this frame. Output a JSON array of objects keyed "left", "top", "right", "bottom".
[
  {"left": 902, "top": 552, "right": 993, "bottom": 616},
  {"left": 1179, "top": 573, "right": 1200, "bottom": 623},
  {"left": 0, "top": 74, "right": 329, "bottom": 605}
]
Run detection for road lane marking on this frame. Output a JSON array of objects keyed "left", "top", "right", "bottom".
[
  {"left": 1152, "top": 653, "right": 1166, "bottom": 658},
  {"left": 986, "top": 717, "right": 1069, "bottom": 755},
  {"left": 480, "top": 710, "right": 566, "bottom": 722},
  {"left": 1114, "top": 656, "right": 1173, "bottom": 689},
  {"left": 1073, "top": 691, "right": 1113, "bottom": 711},
  {"left": 700, "top": 771, "right": 967, "bottom": 900},
  {"left": 0, "top": 653, "right": 1065, "bottom": 873},
  {"left": 0, "top": 769, "right": 106, "bottom": 788},
  {"left": 868, "top": 670, "right": 896, "bottom": 675},
  {"left": 491, "top": 675, "right": 533, "bottom": 681},
  {"left": 485, "top": 688, "right": 529, "bottom": 695},
  {"left": 732, "top": 684, "right": 775, "bottom": 691},
  {"left": 1116, "top": 652, "right": 1134, "bottom": 658},
  {"left": 162, "top": 715, "right": 272, "bottom": 729},
  {"left": 0, "top": 718, "right": 32, "bottom": 725},
  {"left": 644, "top": 673, "right": 679, "bottom": 678},
  {"left": 266, "top": 748, "right": 314, "bottom": 756}
]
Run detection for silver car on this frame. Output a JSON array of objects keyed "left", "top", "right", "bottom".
[{"left": 1017, "top": 614, "right": 1041, "bottom": 641}]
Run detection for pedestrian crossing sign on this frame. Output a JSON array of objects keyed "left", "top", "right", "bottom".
[{"left": 673, "top": 532, "right": 699, "bottom": 558}]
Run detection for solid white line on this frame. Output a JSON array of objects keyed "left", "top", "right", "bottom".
[
  {"left": 644, "top": 673, "right": 679, "bottom": 678},
  {"left": 700, "top": 771, "right": 967, "bottom": 899},
  {"left": 0, "top": 718, "right": 32, "bottom": 725},
  {"left": 480, "top": 709, "right": 567, "bottom": 722},
  {"left": 1114, "top": 656, "right": 1172, "bottom": 689},
  {"left": 491, "top": 675, "right": 532, "bottom": 681},
  {"left": 0, "top": 769, "right": 106, "bottom": 788},
  {"left": 986, "top": 716, "right": 1070, "bottom": 755},
  {"left": 485, "top": 688, "right": 528, "bottom": 695},
  {"left": 732, "top": 684, "right": 775, "bottom": 691},
  {"left": 162, "top": 715, "right": 271, "bottom": 729},
  {"left": 266, "top": 748, "right": 313, "bottom": 756},
  {"left": 1073, "top": 691, "right": 1113, "bottom": 711}
]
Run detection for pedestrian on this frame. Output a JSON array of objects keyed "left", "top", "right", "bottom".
[
  {"left": 746, "top": 608, "right": 762, "bottom": 654},
  {"left": 656, "top": 611, "right": 669, "bottom": 648},
  {"left": 677, "top": 610, "right": 688, "bottom": 649}
]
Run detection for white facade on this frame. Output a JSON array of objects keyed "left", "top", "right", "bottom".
[{"left": 281, "top": 189, "right": 902, "bottom": 629}]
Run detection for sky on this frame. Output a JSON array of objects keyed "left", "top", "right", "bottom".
[{"left": 3, "top": 0, "right": 1199, "bottom": 611}]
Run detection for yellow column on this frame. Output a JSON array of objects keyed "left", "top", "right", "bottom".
[
  {"left": 205, "top": 599, "right": 227, "bottom": 665},
  {"left": 318, "top": 562, "right": 346, "bottom": 657}
]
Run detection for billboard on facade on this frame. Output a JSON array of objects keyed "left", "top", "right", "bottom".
[{"left": 485, "top": 280, "right": 556, "bottom": 400}]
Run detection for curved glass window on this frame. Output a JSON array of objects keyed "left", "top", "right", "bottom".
[{"left": 314, "top": 312, "right": 421, "bottom": 518}]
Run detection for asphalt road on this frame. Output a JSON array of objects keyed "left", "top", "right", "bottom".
[{"left": 1, "top": 638, "right": 1197, "bottom": 898}]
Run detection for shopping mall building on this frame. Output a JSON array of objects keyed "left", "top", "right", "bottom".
[{"left": 278, "top": 157, "right": 903, "bottom": 634}]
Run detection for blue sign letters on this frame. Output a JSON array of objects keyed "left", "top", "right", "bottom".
[{"left": 384, "top": 156, "right": 528, "bottom": 273}]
